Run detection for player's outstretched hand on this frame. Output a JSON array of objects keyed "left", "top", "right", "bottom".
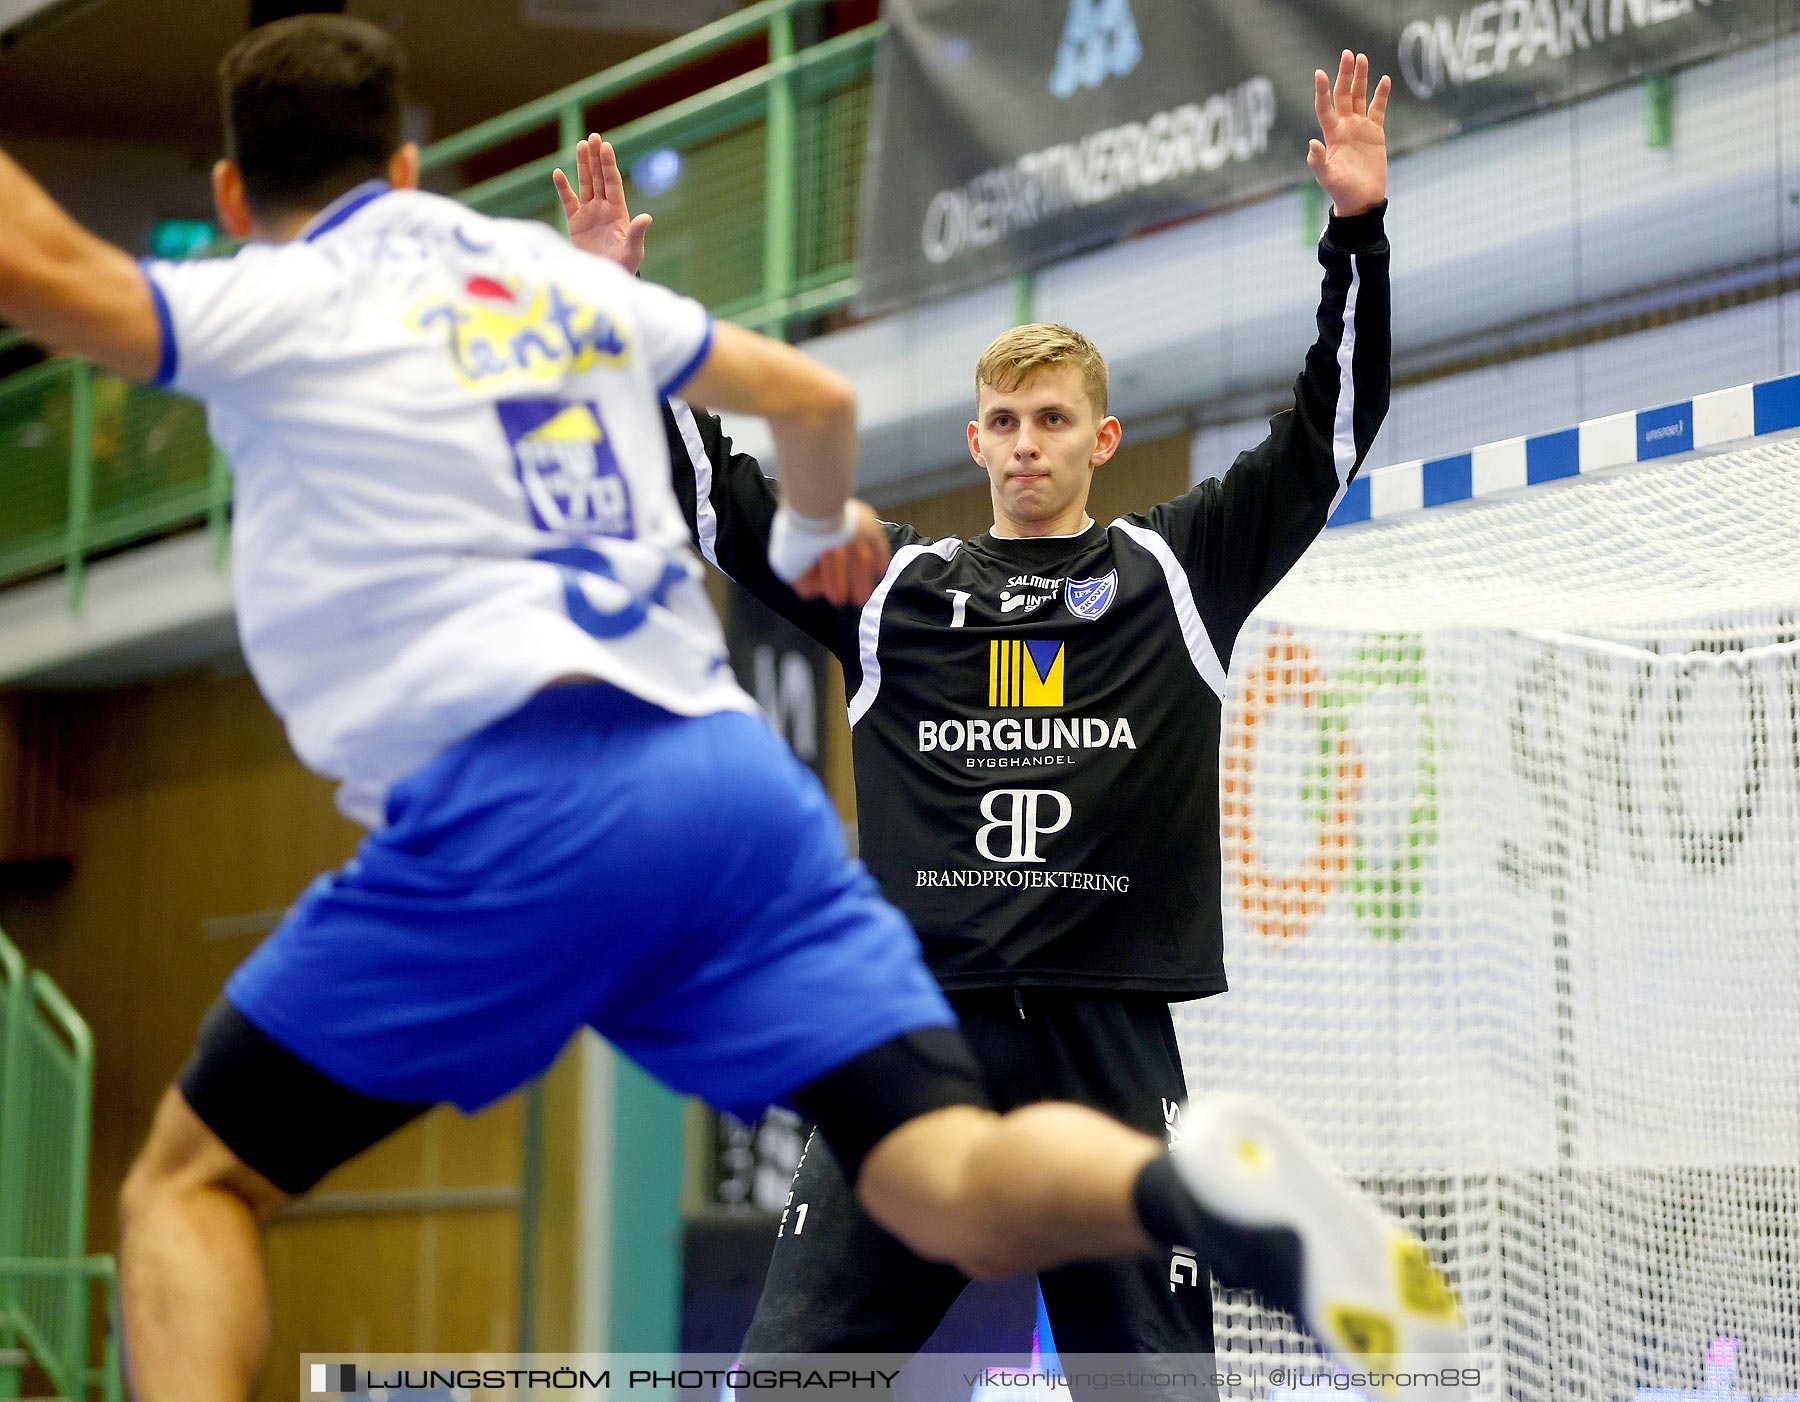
[
  {"left": 1307, "top": 50, "right": 1390, "bottom": 218},
  {"left": 552, "top": 135, "right": 653, "bottom": 273},
  {"left": 793, "top": 501, "right": 890, "bottom": 608}
]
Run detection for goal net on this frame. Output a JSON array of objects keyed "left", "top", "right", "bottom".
[{"left": 1177, "top": 433, "right": 1800, "bottom": 1400}]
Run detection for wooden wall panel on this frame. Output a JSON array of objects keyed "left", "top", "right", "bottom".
[
  {"left": 0, "top": 666, "right": 544, "bottom": 1402},
  {"left": 532, "top": 1044, "right": 585, "bottom": 1352},
  {"left": 0, "top": 692, "right": 75, "bottom": 866},
  {"left": 262, "top": 1206, "right": 520, "bottom": 1365}
]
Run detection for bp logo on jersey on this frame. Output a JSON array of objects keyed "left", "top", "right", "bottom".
[
  {"left": 1066, "top": 570, "right": 1118, "bottom": 620},
  {"left": 497, "top": 399, "right": 634, "bottom": 538},
  {"left": 990, "top": 639, "right": 1065, "bottom": 708}
]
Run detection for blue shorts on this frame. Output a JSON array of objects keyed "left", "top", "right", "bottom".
[{"left": 225, "top": 683, "right": 954, "bottom": 1120}]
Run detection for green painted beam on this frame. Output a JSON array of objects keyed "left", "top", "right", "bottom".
[
  {"left": 208, "top": 449, "right": 232, "bottom": 570},
  {"left": 64, "top": 365, "right": 92, "bottom": 612},
  {"left": 1012, "top": 271, "right": 1035, "bottom": 327},
  {"left": 0, "top": 356, "right": 76, "bottom": 408},
  {"left": 1646, "top": 73, "right": 1674, "bottom": 149},
  {"left": 762, "top": 9, "right": 799, "bottom": 340},
  {"left": 722, "top": 272, "right": 860, "bottom": 330},
  {"left": 421, "top": 0, "right": 842, "bottom": 172},
  {"left": 0, "top": 536, "right": 69, "bottom": 591},
  {"left": 459, "top": 28, "right": 878, "bottom": 219},
  {"left": 83, "top": 489, "right": 220, "bottom": 553}
]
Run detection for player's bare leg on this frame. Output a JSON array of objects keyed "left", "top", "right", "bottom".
[
  {"left": 857, "top": 1095, "right": 1467, "bottom": 1394},
  {"left": 118, "top": 1089, "right": 288, "bottom": 1402},
  {"left": 858, "top": 1101, "right": 1162, "bottom": 1277}
]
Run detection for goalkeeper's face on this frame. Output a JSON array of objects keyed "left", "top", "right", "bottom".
[{"left": 968, "top": 365, "right": 1122, "bottom": 534}]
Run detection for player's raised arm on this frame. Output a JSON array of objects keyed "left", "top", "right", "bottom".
[
  {"left": 557, "top": 134, "right": 889, "bottom": 609},
  {"left": 0, "top": 146, "right": 164, "bottom": 382},
  {"left": 1142, "top": 51, "right": 1393, "bottom": 665},
  {"left": 680, "top": 320, "right": 888, "bottom": 607}
]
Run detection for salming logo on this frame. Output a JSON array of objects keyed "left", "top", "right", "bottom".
[{"left": 1163, "top": 1099, "right": 1199, "bottom": 1291}]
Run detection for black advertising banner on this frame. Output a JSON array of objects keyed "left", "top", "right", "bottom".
[
  {"left": 723, "top": 586, "right": 832, "bottom": 778},
  {"left": 858, "top": 0, "right": 1778, "bottom": 311}
]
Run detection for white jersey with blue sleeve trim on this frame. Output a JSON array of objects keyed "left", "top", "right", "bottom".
[{"left": 140, "top": 182, "right": 755, "bottom": 824}]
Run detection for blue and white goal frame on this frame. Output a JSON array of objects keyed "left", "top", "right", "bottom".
[{"left": 1328, "top": 371, "right": 1800, "bottom": 528}]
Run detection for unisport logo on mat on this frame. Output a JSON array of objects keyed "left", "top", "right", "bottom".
[{"left": 989, "top": 639, "right": 1066, "bottom": 708}]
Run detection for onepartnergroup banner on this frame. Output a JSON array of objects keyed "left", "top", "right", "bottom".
[
  {"left": 857, "top": 0, "right": 1779, "bottom": 311},
  {"left": 299, "top": 1351, "right": 1497, "bottom": 1399}
]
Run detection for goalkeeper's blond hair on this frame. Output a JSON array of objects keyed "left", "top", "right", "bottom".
[{"left": 974, "top": 323, "right": 1109, "bottom": 417}]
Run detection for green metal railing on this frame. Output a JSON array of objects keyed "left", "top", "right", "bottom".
[
  {"left": 423, "top": 0, "right": 880, "bottom": 332},
  {"left": 0, "top": 353, "right": 225, "bottom": 604},
  {"left": 0, "top": 931, "right": 26, "bottom": 1402},
  {"left": 0, "top": 948, "right": 122, "bottom": 1402},
  {"left": 0, "top": 0, "right": 882, "bottom": 608}
]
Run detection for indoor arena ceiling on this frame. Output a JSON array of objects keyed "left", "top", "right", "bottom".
[{"left": 0, "top": 0, "right": 732, "bottom": 147}]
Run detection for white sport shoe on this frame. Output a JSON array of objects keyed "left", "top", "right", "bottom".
[{"left": 1169, "top": 1093, "right": 1470, "bottom": 1399}]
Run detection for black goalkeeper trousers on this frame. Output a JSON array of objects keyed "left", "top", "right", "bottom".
[{"left": 740, "top": 988, "right": 1215, "bottom": 1365}]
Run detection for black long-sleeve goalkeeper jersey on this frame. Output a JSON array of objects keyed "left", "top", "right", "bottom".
[{"left": 664, "top": 206, "right": 1390, "bottom": 999}]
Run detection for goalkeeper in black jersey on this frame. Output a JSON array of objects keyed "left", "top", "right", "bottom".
[{"left": 558, "top": 52, "right": 1402, "bottom": 1377}]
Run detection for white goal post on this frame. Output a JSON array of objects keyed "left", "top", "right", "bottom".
[{"left": 1179, "top": 376, "right": 1800, "bottom": 1401}]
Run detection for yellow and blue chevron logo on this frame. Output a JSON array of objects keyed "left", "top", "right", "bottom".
[{"left": 989, "top": 639, "right": 1065, "bottom": 708}]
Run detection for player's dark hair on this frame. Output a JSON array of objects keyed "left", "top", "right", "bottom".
[{"left": 218, "top": 15, "right": 406, "bottom": 217}]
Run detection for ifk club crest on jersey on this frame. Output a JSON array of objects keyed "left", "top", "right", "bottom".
[{"left": 1066, "top": 569, "right": 1118, "bottom": 620}]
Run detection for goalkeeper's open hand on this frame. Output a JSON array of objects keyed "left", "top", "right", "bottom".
[
  {"left": 553, "top": 135, "right": 653, "bottom": 273},
  {"left": 1307, "top": 50, "right": 1391, "bottom": 219}
]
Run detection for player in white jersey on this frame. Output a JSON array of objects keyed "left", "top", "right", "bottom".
[{"left": 0, "top": 19, "right": 1464, "bottom": 1401}]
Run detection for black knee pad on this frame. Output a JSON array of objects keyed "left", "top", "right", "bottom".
[
  {"left": 788, "top": 1025, "right": 991, "bottom": 1184},
  {"left": 178, "top": 997, "right": 429, "bottom": 1196}
]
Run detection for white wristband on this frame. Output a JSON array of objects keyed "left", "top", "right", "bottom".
[{"left": 768, "top": 502, "right": 856, "bottom": 583}]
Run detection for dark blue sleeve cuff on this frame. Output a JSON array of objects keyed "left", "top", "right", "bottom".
[
  {"left": 138, "top": 260, "right": 178, "bottom": 387},
  {"left": 657, "top": 315, "right": 714, "bottom": 400}
]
